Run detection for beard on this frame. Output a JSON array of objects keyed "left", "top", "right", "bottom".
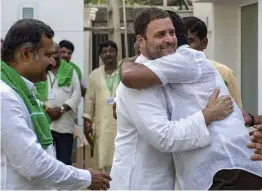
[{"left": 144, "top": 41, "right": 176, "bottom": 60}]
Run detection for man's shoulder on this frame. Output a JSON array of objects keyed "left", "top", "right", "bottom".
[
  {"left": 209, "top": 60, "right": 235, "bottom": 75},
  {"left": 117, "top": 81, "right": 162, "bottom": 100},
  {"left": 0, "top": 80, "right": 15, "bottom": 94},
  {"left": 70, "top": 61, "right": 81, "bottom": 70},
  {"left": 119, "top": 56, "right": 138, "bottom": 66},
  {"left": 89, "top": 66, "right": 102, "bottom": 77},
  {"left": 177, "top": 45, "right": 203, "bottom": 59},
  {"left": 0, "top": 80, "right": 23, "bottom": 104}
]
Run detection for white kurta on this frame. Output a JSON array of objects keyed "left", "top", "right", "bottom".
[
  {"left": 0, "top": 78, "right": 91, "bottom": 190},
  {"left": 45, "top": 70, "right": 81, "bottom": 134},
  {"left": 110, "top": 55, "right": 212, "bottom": 190},
  {"left": 83, "top": 65, "right": 119, "bottom": 169},
  {"left": 142, "top": 45, "right": 262, "bottom": 190}
]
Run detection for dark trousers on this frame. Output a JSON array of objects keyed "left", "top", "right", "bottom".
[
  {"left": 209, "top": 169, "right": 262, "bottom": 190},
  {"left": 51, "top": 131, "right": 73, "bottom": 165}
]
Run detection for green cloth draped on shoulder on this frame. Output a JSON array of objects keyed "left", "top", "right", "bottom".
[
  {"left": 69, "top": 61, "right": 82, "bottom": 81},
  {"left": 1, "top": 61, "right": 53, "bottom": 149},
  {"left": 35, "top": 59, "right": 74, "bottom": 102}
]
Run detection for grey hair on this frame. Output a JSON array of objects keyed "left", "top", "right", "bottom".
[{"left": 19, "top": 42, "right": 40, "bottom": 60}]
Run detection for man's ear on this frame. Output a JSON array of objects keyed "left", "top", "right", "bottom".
[
  {"left": 136, "top": 35, "right": 145, "bottom": 49},
  {"left": 20, "top": 47, "right": 33, "bottom": 62},
  {"left": 201, "top": 37, "right": 208, "bottom": 50}
]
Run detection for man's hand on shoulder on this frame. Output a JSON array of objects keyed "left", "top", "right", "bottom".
[{"left": 202, "top": 88, "right": 234, "bottom": 126}]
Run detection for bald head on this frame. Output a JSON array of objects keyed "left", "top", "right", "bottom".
[{"left": 52, "top": 42, "right": 60, "bottom": 67}]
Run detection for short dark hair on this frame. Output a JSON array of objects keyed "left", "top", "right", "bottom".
[
  {"left": 59, "top": 40, "right": 74, "bottom": 52},
  {"left": 165, "top": 10, "right": 188, "bottom": 47},
  {"left": 134, "top": 7, "right": 170, "bottom": 39},
  {"left": 1, "top": 19, "right": 54, "bottom": 62},
  {"left": 183, "top": 16, "right": 207, "bottom": 39},
  {"left": 98, "top": 40, "right": 118, "bottom": 54}
]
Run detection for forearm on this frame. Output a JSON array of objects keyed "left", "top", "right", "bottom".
[
  {"left": 81, "top": 86, "right": 87, "bottom": 97},
  {"left": 139, "top": 111, "right": 211, "bottom": 153},
  {"left": 120, "top": 60, "right": 161, "bottom": 89},
  {"left": 25, "top": 148, "right": 91, "bottom": 189},
  {"left": 2, "top": 114, "right": 91, "bottom": 189},
  {"left": 123, "top": 88, "right": 211, "bottom": 153}
]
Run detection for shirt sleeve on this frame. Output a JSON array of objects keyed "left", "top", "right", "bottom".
[
  {"left": 118, "top": 86, "right": 211, "bottom": 152},
  {"left": 64, "top": 71, "right": 81, "bottom": 113},
  {"left": 142, "top": 48, "right": 203, "bottom": 85},
  {"left": 0, "top": 89, "right": 91, "bottom": 190},
  {"left": 83, "top": 74, "right": 95, "bottom": 121},
  {"left": 80, "top": 75, "right": 87, "bottom": 88}
]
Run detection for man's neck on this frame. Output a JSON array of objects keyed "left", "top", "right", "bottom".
[
  {"left": 104, "top": 63, "right": 117, "bottom": 75},
  {"left": 8, "top": 61, "right": 34, "bottom": 82},
  {"left": 51, "top": 67, "right": 58, "bottom": 76}
]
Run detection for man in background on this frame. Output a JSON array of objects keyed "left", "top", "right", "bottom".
[
  {"left": 38, "top": 43, "right": 81, "bottom": 166},
  {"left": 183, "top": 16, "right": 242, "bottom": 108},
  {"left": 83, "top": 40, "right": 119, "bottom": 174},
  {"left": 59, "top": 40, "right": 87, "bottom": 96},
  {"left": 1, "top": 18, "right": 110, "bottom": 190}
]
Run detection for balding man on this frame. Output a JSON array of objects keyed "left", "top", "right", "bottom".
[{"left": 36, "top": 43, "right": 81, "bottom": 165}]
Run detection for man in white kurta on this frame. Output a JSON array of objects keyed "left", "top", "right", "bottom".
[
  {"left": 44, "top": 44, "right": 81, "bottom": 165},
  {"left": 110, "top": 8, "right": 236, "bottom": 190},
  {"left": 83, "top": 40, "right": 119, "bottom": 173},
  {"left": 1, "top": 18, "right": 111, "bottom": 190},
  {"left": 140, "top": 45, "right": 262, "bottom": 189},
  {"left": 118, "top": 10, "right": 262, "bottom": 190}
]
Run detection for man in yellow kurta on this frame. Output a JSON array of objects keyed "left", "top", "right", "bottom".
[
  {"left": 83, "top": 40, "right": 119, "bottom": 173},
  {"left": 183, "top": 16, "right": 242, "bottom": 108}
]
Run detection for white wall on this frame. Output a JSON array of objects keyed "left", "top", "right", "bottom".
[
  {"left": 193, "top": 2, "right": 215, "bottom": 59},
  {"left": 1, "top": 0, "right": 85, "bottom": 122},
  {"left": 213, "top": 3, "right": 241, "bottom": 83}
]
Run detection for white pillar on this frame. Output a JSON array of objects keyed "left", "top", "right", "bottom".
[{"left": 84, "top": 7, "right": 98, "bottom": 77}]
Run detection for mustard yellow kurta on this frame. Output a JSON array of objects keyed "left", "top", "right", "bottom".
[
  {"left": 83, "top": 65, "right": 119, "bottom": 169},
  {"left": 210, "top": 60, "right": 242, "bottom": 108}
]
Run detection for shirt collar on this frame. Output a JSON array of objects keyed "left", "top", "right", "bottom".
[
  {"left": 177, "top": 44, "right": 190, "bottom": 51},
  {"left": 137, "top": 54, "right": 150, "bottom": 63},
  {"left": 21, "top": 76, "right": 37, "bottom": 93}
]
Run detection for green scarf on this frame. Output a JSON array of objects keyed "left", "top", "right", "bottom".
[
  {"left": 69, "top": 61, "right": 82, "bottom": 81},
  {"left": 1, "top": 61, "right": 53, "bottom": 149},
  {"left": 35, "top": 59, "right": 74, "bottom": 102}
]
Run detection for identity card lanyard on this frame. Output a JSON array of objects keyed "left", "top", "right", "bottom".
[{"left": 105, "top": 68, "right": 120, "bottom": 96}]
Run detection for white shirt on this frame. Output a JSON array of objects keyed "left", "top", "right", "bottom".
[
  {"left": 142, "top": 45, "right": 262, "bottom": 190},
  {"left": 110, "top": 54, "right": 212, "bottom": 190},
  {"left": 0, "top": 78, "right": 91, "bottom": 190},
  {"left": 45, "top": 70, "right": 81, "bottom": 134}
]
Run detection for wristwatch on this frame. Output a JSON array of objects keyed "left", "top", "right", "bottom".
[
  {"left": 246, "top": 113, "right": 256, "bottom": 127},
  {"left": 60, "top": 106, "right": 65, "bottom": 113}
]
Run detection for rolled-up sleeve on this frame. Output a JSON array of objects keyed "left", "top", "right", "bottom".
[
  {"left": 64, "top": 71, "right": 81, "bottom": 113},
  {"left": 119, "top": 86, "right": 211, "bottom": 152},
  {"left": 142, "top": 48, "right": 202, "bottom": 85},
  {"left": 1, "top": 90, "right": 91, "bottom": 190}
]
